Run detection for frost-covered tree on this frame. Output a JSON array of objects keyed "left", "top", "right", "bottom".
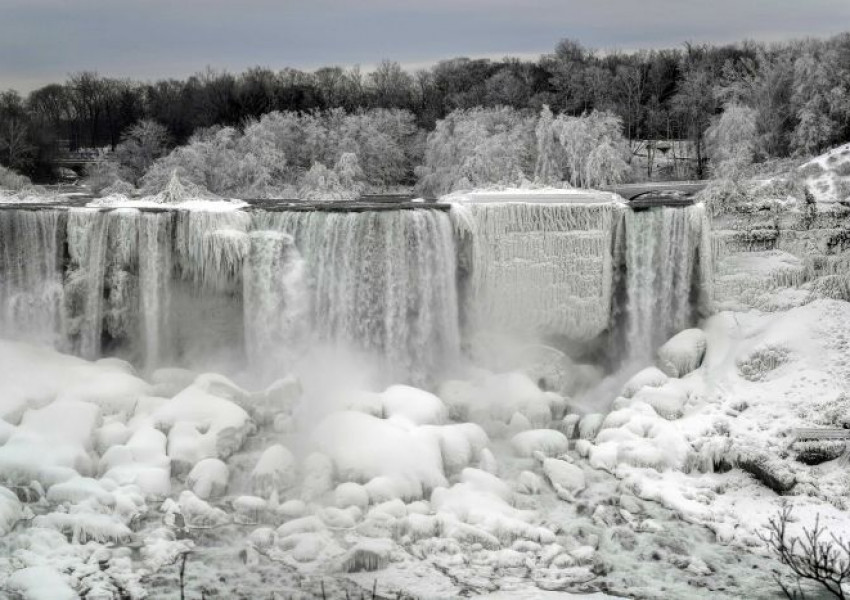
[
  {"left": 298, "top": 162, "right": 354, "bottom": 201},
  {"left": 141, "top": 126, "right": 280, "bottom": 198},
  {"left": 533, "top": 105, "right": 561, "bottom": 185},
  {"left": 334, "top": 152, "right": 365, "bottom": 196},
  {"left": 115, "top": 119, "right": 171, "bottom": 184},
  {"left": 553, "top": 111, "right": 629, "bottom": 188},
  {"left": 415, "top": 107, "right": 536, "bottom": 195},
  {"left": 706, "top": 103, "right": 758, "bottom": 179}
]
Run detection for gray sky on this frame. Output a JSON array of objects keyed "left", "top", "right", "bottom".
[{"left": 2, "top": 0, "right": 850, "bottom": 93}]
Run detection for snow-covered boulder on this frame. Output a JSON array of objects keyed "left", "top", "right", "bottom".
[
  {"left": 100, "top": 426, "right": 171, "bottom": 497},
  {"left": 0, "top": 485, "right": 23, "bottom": 534},
  {"left": 622, "top": 367, "right": 669, "bottom": 398},
  {"left": 311, "top": 411, "right": 447, "bottom": 500},
  {"left": 657, "top": 329, "right": 707, "bottom": 377},
  {"left": 251, "top": 444, "right": 296, "bottom": 498},
  {"left": 0, "top": 400, "right": 102, "bottom": 486},
  {"left": 542, "top": 458, "right": 586, "bottom": 499},
  {"left": 334, "top": 482, "right": 370, "bottom": 509},
  {"left": 5, "top": 566, "right": 77, "bottom": 600},
  {"left": 149, "top": 383, "right": 253, "bottom": 472},
  {"left": 511, "top": 429, "right": 569, "bottom": 458},
  {"left": 381, "top": 385, "right": 447, "bottom": 425},
  {"left": 187, "top": 458, "right": 229, "bottom": 499}
]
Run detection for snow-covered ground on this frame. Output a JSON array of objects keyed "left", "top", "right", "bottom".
[{"left": 4, "top": 295, "right": 850, "bottom": 598}]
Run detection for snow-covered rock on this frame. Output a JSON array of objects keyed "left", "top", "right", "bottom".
[
  {"left": 186, "top": 458, "right": 229, "bottom": 499},
  {"left": 250, "top": 444, "right": 296, "bottom": 497},
  {"left": 657, "top": 329, "right": 707, "bottom": 377},
  {"left": 510, "top": 429, "right": 569, "bottom": 458}
]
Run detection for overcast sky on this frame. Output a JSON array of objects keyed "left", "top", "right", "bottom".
[{"left": 2, "top": 0, "right": 850, "bottom": 93}]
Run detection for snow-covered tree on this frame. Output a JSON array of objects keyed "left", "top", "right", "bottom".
[
  {"left": 415, "top": 107, "right": 536, "bottom": 195},
  {"left": 533, "top": 105, "right": 561, "bottom": 185},
  {"left": 115, "top": 119, "right": 171, "bottom": 184},
  {"left": 705, "top": 103, "right": 758, "bottom": 179},
  {"left": 553, "top": 110, "right": 629, "bottom": 188},
  {"left": 298, "top": 161, "right": 355, "bottom": 201}
]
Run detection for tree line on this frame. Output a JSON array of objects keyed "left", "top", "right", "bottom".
[{"left": 1, "top": 33, "right": 849, "bottom": 184}]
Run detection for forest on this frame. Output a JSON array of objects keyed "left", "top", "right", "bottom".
[{"left": 1, "top": 33, "right": 849, "bottom": 196}]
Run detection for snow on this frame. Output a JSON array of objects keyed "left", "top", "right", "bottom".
[{"left": 5, "top": 566, "right": 78, "bottom": 600}]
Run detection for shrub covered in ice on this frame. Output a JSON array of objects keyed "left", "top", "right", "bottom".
[
  {"left": 792, "top": 440, "right": 847, "bottom": 465},
  {"left": 511, "top": 429, "right": 569, "bottom": 458},
  {"left": 251, "top": 444, "right": 296, "bottom": 498},
  {"left": 339, "top": 538, "right": 397, "bottom": 573},
  {"left": 736, "top": 343, "right": 791, "bottom": 381},
  {"left": 186, "top": 458, "right": 229, "bottom": 499},
  {"left": 657, "top": 328, "right": 707, "bottom": 377},
  {"left": 34, "top": 510, "right": 133, "bottom": 544}
]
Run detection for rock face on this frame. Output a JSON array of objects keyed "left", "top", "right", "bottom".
[
  {"left": 657, "top": 329, "right": 707, "bottom": 378},
  {"left": 712, "top": 200, "right": 850, "bottom": 312}
]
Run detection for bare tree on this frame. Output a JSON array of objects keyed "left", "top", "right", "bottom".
[{"left": 762, "top": 506, "right": 850, "bottom": 599}]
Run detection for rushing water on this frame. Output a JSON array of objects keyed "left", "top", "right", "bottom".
[
  {"left": 621, "top": 204, "right": 713, "bottom": 361},
  {"left": 0, "top": 206, "right": 462, "bottom": 386}
]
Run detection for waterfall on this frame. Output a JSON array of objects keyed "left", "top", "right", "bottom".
[
  {"left": 621, "top": 204, "right": 712, "bottom": 361},
  {"left": 0, "top": 205, "right": 460, "bottom": 386},
  {"left": 139, "top": 212, "right": 174, "bottom": 370},
  {"left": 243, "top": 231, "right": 308, "bottom": 374},
  {"left": 254, "top": 209, "right": 461, "bottom": 386},
  {"left": 0, "top": 209, "right": 66, "bottom": 345}
]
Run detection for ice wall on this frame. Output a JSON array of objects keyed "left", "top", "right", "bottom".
[{"left": 453, "top": 200, "right": 624, "bottom": 344}]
